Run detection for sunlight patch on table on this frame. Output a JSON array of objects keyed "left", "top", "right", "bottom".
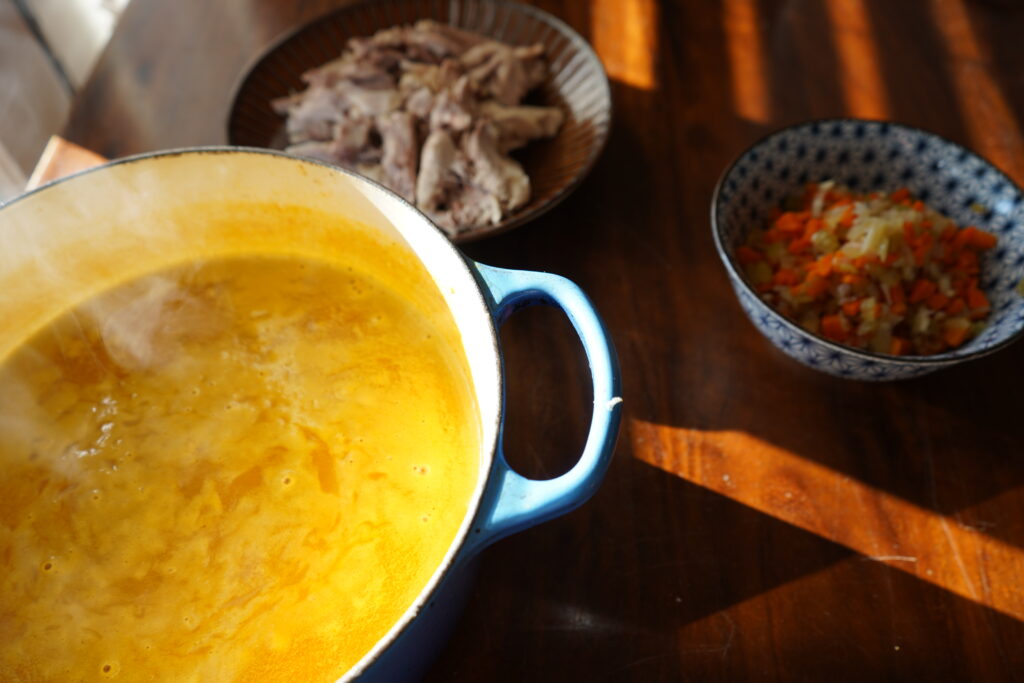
[
  {"left": 590, "top": 0, "right": 659, "bottom": 90},
  {"left": 722, "top": 0, "right": 771, "bottom": 124},
  {"left": 630, "top": 418, "right": 1024, "bottom": 622},
  {"left": 929, "top": 0, "right": 1024, "bottom": 182},
  {"left": 824, "top": 0, "right": 890, "bottom": 119}
]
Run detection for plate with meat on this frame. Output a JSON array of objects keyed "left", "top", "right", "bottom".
[{"left": 227, "top": 0, "right": 611, "bottom": 242}]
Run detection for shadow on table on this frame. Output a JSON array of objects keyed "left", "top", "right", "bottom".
[{"left": 426, "top": 455, "right": 1024, "bottom": 681}]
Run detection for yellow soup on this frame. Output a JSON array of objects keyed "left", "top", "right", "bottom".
[{"left": 0, "top": 253, "right": 480, "bottom": 681}]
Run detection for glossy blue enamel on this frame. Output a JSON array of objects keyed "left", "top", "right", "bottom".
[{"left": 464, "top": 262, "right": 622, "bottom": 556}]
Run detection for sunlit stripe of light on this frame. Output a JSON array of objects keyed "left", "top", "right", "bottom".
[
  {"left": 824, "top": 0, "right": 890, "bottom": 119},
  {"left": 630, "top": 419, "right": 1024, "bottom": 621},
  {"left": 590, "top": 0, "right": 659, "bottom": 90},
  {"left": 929, "top": 0, "right": 1024, "bottom": 182},
  {"left": 723, "top": 0, "right": 771, "bottom": 124}
]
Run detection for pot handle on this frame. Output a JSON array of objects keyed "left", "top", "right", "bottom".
[{"left": 465, "top": 262, "right": 622, "bottom": 556}]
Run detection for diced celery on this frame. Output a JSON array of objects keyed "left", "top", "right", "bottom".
[
  {"left": 811, "top": 230, "right": 839, "bottom": 254},
  {"left": 938, "top": 274, "right": 954, "bottom": 297},
  {"left": 913, "top": 307, "right": 931, "bottom": 335},
  {"left": 861, "top": 297, "right": 878, "bottom": 322},
  {"left": 863, "top": 223, "right": 886, "bottom": 255}
]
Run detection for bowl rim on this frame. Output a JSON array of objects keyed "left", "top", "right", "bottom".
[
  {"left": 711, "top": 117, "right": 1024, "bottom": 367},
  {"left": 224, "top": 0, "right": 614, "bottom": 244}
]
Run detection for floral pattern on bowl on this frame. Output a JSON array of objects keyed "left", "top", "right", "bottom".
[{"left": 712, "top": 119, "right": 1024, "bottom": 380}]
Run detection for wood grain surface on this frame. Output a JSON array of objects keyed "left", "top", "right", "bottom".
[{"left": 61, "top": 1, "right": 1024, "bottom": 680}]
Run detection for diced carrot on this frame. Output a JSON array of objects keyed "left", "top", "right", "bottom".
[
  {"left": 956, "top": 249, "right": 979, "bottom": 274},
  {"left": 909, "top": 278, "right": 936, "bottom": 304},
  {"left": 788, "top": 236, "right": 812, "bottom": 254},
  {"left": 891, "top": 188, "right": 911, "bottom": 202},
  {"left": 749, "top": 183, "right": 996, "bottom": 355},
  {"left": 889, "top": 283, "right": 905, "bottom": 302},
  {"left": 810, "top": 253, "right": 834, "bottom": 277},
  {"left": 944, "top": 251, "right": 958, "bottom": 266},
  {"left": 926, "top": 292, "right": 949, "bottom": 310},
  {"left": 773, "top": 268, "right": 800, "bottom": 286},
  {"left": 838, "top": 206, "right": 856, "bottom": 229},
  {"left": 821, "top": 314, "right": 848, "bottom": 341},
  {"left": 889, "top": 337, "right": 911, "bottom": 355},
  {"left": 967, "top": 287, "right": 990, "bottom": 311},
  {"left": 945, "top": 297, "right": 966, "bottom": 315},
  {"left": 912, "top": 233, "right": 933, "bottom": 267},
  {"left": 737, "top": 246, "right": 763, "bottom": 265},
  {"left": 943, "top": 321, "right": 970, "bottom": 348},
  {"left": 842, "top": 273, "right": 867, "bottom": 287},
  {"left": 967, "top": 228, "right": 997, "bottom": 250},
  {"left": 888, "top": 283, "right": 907, "bottom": 315},
  {"left": 951, "top": 228, "right": 971, "bottom": 251},
  {"left": 775, "top": 212, "right": 808, "bottom": 234}
]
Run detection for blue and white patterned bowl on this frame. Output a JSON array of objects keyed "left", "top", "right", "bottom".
[{"left": 711, "top": 119, "right": 1024, "bottom": 381}]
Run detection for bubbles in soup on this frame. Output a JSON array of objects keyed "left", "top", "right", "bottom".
[{"left": 0, "top": 255, "right": 479, "bottom": 681}]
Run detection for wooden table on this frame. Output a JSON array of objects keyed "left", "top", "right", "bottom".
[{"left": 62, "top": 0, "right": 1024, "bottom": 679}]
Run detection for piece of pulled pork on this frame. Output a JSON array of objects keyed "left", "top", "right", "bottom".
[{"left": 272, "top": 19, "right": 563, "bottom": 236}]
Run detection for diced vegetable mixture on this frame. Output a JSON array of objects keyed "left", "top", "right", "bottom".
[{"left": 738, "top": 181, "right": 997, "bottom": 355}]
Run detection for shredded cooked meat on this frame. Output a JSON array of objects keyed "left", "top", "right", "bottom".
[
  {"left": 416, "top": 129, "right": 458, "bottom": 211},
  {"left": 272, "top": 19, "right": 564, "bottom": 236},
  {"left": 377, "top": 111, "right": 418, "bottom": 203}
]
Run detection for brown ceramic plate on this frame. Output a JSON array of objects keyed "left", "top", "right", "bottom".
[{"left": 227, "top": 0, "right": 611, "bottom": 242}]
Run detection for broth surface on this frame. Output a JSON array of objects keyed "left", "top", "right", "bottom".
[{"left": 0, "top": 254, "right": 479, "bottom": 681}]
